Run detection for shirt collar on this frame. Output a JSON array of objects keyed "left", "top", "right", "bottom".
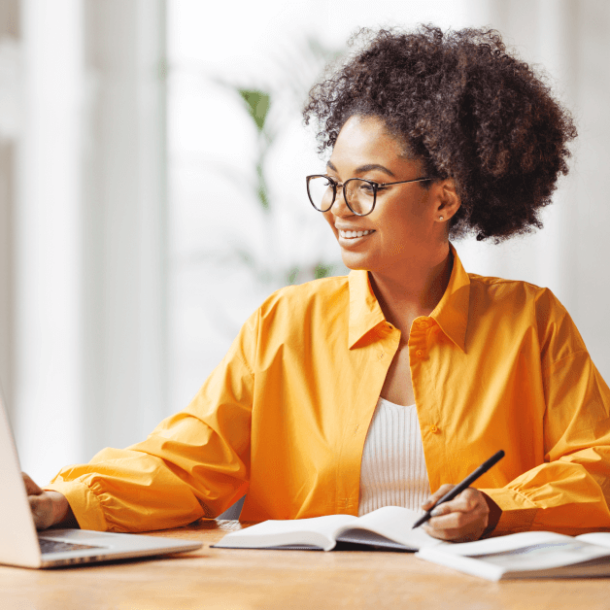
[
  {"left": 348, "top": 268, "right": 387, "bottom": 349},
  {"left": 347, "top": 243, "right": 470, "bottom": 352}
]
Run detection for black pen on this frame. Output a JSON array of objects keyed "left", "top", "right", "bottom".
[{"left": 412, "top": 449, "right": 505, "bottom": 529}]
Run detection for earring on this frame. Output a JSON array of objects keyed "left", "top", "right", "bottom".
[{"left": 439, "top": 216, "right": 444, "bottom": 221}]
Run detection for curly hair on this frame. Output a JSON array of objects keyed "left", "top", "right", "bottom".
[{"left": 303, "top": 26, "right": 577, "bottom": 242}]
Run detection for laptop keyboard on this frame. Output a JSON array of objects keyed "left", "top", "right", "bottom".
[{"left": 39, "top": 538, "right": 106, "bottom": 555}]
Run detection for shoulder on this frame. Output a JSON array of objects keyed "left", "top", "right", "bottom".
[
  {"left": 228, "top": 276, "right": 349, "bottom": 367},
  {"left": 256, "top": 275, "right": 350, "bottom": 323},
  {"left": 468, "top": 272, "right": 550, "bottom": 302},
  {"left": 233, "top": 276, "right": 350, "bottom": 369},
  {"left": 467, "top": 273, "right": 587, "bottom": 360},
  {"left": 468, "top": 273, "right": 567, "bottom": 315}
]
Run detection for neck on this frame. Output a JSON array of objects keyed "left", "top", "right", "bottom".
[{"left": 368, "top": 245, "right": 453, "bottom": 338}]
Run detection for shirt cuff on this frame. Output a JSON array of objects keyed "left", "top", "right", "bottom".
[
  {"left": 44, "top": 480, "right": 109, "bottom": 531},
  {"left": 478, "top": 486, "right": 539, "bottom": 536}
]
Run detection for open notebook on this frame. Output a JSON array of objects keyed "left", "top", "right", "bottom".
[
  {"left": 416, "top": 531, "right": 610, "bottom": 580},
  {"left": 214, "top": 506, "right": 443, "bottom": 551}
]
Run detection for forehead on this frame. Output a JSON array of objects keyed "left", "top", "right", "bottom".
[{"left": 329, "top": 115, "right": 409, "bottom": 172}]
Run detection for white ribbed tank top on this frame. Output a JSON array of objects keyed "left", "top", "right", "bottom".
[{"left": 358, "top": 397, "right": 431, "bottom": 516}]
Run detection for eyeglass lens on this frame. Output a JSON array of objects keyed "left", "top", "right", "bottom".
[{"left": 307, "top": 177, "right": 375, "bottom": 215}]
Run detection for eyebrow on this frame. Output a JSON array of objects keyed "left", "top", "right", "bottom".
[{"left": 326, "top": 161, "right": 396, "bottom": 178}]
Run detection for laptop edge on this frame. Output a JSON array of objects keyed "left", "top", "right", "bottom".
[{"left": 0, "top": 385, "right": 202, "bottom": 568}]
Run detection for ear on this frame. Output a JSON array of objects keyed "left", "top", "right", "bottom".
[{"left": 434, "top": 178, "right": 461, "bottom": 223}]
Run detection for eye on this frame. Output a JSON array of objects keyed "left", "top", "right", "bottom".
[{"left": 359, "top": 182, "right": 376, "bottom": 194}]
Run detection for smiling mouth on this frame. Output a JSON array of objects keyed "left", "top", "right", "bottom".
[{"left": 338, "top": 229, "right": 375, "bottom": 239}]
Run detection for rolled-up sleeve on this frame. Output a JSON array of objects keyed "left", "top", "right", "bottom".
[
  {"left": 482, "top": 345, "right": 610, "bottom": 536},
  {"left": 46, "top": 311, "right": 257, "bottom": 532}
]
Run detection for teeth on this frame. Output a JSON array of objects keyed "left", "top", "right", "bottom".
[{"left": 339, "top": 229, "right": 374, "bottom": 239}]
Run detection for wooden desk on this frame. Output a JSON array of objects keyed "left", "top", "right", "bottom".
[{"left": 1, "top": 520, "right": 609, "bottom": 609}]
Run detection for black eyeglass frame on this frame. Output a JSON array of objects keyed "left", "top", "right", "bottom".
[{"left": 305, "top": 174, "right": 432, "bottom": 217}]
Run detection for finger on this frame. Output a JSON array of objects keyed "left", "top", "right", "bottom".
[
  {"left": 29, "top": 494, "right": 54, "bottom": 530},
  {"left": 431, "top": 491, "right": 484, "bottom": 516},
  {"left": 422, "top": 520, "right": 485, "bottom": 543},
  {"left": 425, "top": 491, "right": 487, "bottom": 523},
  {"left": 424, "top": 486, "right": 486, "bottom": 514},
  {"left": 428, "top": 506, "right": 488, "bottom": 531},
  {"left": 422, "top": 522, "right": 454, "bottom": 541},
  {"left": 421, "top": 484, "right": 454, "bottom": 510},
  {"left": 422, "top": 504, "right": 489, "bottom": 542},
  {"left": 22, "top": 472, "right": 44, "bottom": 496},
  {"left": 428, "top": 492, "right": 488, "bottom": 520},
  {"left": 29, "top": 496, "right": 43, "bottom": 528},
  {"left": 424, "top": 504, "right": 489, "bottom": 542}
]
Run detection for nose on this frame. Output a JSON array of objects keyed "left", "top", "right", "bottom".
[{"left": 330, "top": 185, "right": 353, "bottom": 218}]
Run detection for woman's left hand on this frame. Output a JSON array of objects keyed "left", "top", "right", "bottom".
[{"left": 420, "top": 485, "right": 499, "bottom": 542}]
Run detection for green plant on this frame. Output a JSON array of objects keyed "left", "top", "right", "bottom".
[{"left": 212, "top": 37, "right": 346, "bottom": 287}]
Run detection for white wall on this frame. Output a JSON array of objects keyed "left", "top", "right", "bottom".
[
  {"left": 15, "top": 0, "right": 85, "bottom": 482},
  {"left": 0, "top": 0, "right": 19, "bottom": 427},
  {"left": 80, "top": 0, "right": 167, "bottom": 466},
  {"left": 12, "top": 0, "right": 167, "bottom": 484}
]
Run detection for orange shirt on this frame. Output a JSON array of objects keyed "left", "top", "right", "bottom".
[{"left": 48, "top": 245, "right": 610, "bottom": 536}]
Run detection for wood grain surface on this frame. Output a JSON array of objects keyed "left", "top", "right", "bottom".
[{"left": 2, "top": 520, "right": 610, "bottom": 610}]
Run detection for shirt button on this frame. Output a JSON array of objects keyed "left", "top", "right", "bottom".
[
  {"left": 416, "top": 350, "right": 423, "bottom": 358},
  {"left": 429, "top": 424, "right": 439, "bottom": 434}
]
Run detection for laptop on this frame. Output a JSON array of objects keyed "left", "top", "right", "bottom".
[{"left": 0, "top": 388, "right": 202, "bottom": 568}]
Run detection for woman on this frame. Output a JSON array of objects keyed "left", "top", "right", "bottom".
[{"left": 28, "top": 26, "right": 610, "bottom": 542}]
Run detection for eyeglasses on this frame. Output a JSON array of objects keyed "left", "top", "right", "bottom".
[{"left": 306, "top": 175, "right": 431, "bottom": 217}]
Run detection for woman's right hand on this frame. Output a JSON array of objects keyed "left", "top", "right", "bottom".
[{"left": 22, "top": 473, "right": 76, "bottom": 530}]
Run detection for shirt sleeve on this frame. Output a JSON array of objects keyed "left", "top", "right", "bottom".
[
  {"left": 45, "top": 310, "right": 258, "bottom": 532},
  {"left": 480, "top": 298, "right": 610, "bottom": 536}
]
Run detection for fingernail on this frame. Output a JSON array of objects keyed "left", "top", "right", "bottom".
[{"left": 430, "top": 507, "right": 443, "bottom": 517}]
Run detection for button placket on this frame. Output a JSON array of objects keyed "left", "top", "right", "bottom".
[{"left": 410, "top": 318, "right": 446, "bottom": 493}]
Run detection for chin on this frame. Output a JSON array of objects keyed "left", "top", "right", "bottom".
[{"left": 340, "top": 252, "right": 373, "bottom": 272}]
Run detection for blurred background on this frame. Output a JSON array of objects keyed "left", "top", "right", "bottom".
[{"left": 1, "top": 0, "right": 609, "bottom": 484}]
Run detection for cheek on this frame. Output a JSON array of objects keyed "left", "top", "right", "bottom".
[
  {"left": 388, "top": 194, "right": 432, "bottom": 233},
  {"left": 378, "top": 209, "right": 430, "bottom": 251}
]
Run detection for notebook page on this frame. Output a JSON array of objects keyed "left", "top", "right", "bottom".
[
  {"left": 215, "top": 514, "right": 357, "bottom": 550},
  {"left": 473, "top": 541, "right": 610, "bottom": 572},
  {"left": 337, "top": 506, "right": 441, "bottom": 550},
  {"left": 433, "top": 531, "right": 573, "bottom": 557},
  {"left": 576, "top": 532, "right": 610, "bottom": 548}
]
